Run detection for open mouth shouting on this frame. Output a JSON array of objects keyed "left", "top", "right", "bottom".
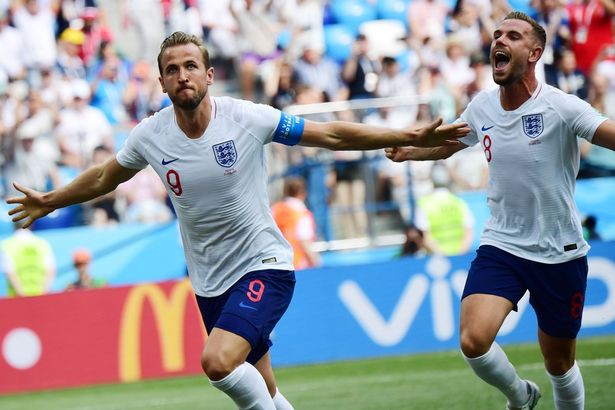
[{"left": 493, "top": 50, "right": 511, "bottom": 73}]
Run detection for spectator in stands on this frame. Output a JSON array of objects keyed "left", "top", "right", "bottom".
[
  {"left": 399, "top": 223, "right": 426, "bottom": 257},
  {"left": 117, "top": 166, "right": 173, "bottom": 224},
  {"left": 372, "top": 56, "right": 418, "bottom": 127},
  {"left": 12, "top": 0, "right": 58, "bottom": 85},
  {"left": 407, "top": 0, "right": 448, "bottom": 46},
  {"left": 440, "top": 34, "right": 475, "bottom": 102},
  {"left": 548, "top": 48, "right": 588, "bottom": 100},
  {"left": 90, "top": 53, "right": 129, "bottom": 125},
  {"left": 419, "top": 65, "right": 457, "bottom": 123},
  {"left": 21, "top": 88, "right": 61, "bottom": 164},
  {"left": 123, "top": 59, "right": 169, "bottom": 123},
  {"left": 414, "top": 162, "right": 475, "bottom": 256},
  {"left": 0, "top": 9, "right": 26, "bottom": 81},
  {"left": 278, "top": 0, "right": 325, "bottom": 61},
  {"left": 79, "top": 6, "right": 113, "bottom": 68},
  {"left": 566, "top": 0, "right": 615, "bottom": 75},
  {"left": 39, "top": 67, "right": 65, "bottom": 107},
  {"left": 55, "top": 78, "right": 114, "bottom": 169},
  {"left": 341, "top": 34, "right": 379, "bottom": 104},
  {"left": 231, "top": 0, "right": 283, "bottom": 102},
  {"left": 271, "top": 176, "right": 320, "bottom": 270},
  {"left": 56, "top": 28, "right": 87, "bottom": 80},
  {"left": 582, "top": 215, "right": 602, "bottom": 241},
  {"left": 84, "top": 145, "right": 120, "bottom": 226},
  {"left": 3, "top": 117, "right": 61, "bottom": 199},
  {"left": 121, "top": 0, "right": 166, "bottom": 62},
  {"left": 447, "top": 0, "right": 485, "bottom": 56},
  {"left": 444, "top": 142, "right": 489, "bottom": 192},
  {"left": 66, "top": 248, "right": 106, "bottom": 289},
  {"left": 270, "top": 61, "right": 296, "bottom": 110},
  {"left": 588, "top": 71, "right": 615, "bottom": 119},
  {"left": 593, "top": 45, "right": 615, "bottom": 113},
  {"left": 531, "top": 0, "right": 570, "bottom": 81},
  {"left": 578, "top": 72, "right": 615, "bottom": 178},
  {"left": 55, "top": 0, "right": 101, "bottom": 39},
  {"left": 293, "top": 42, "right": 346, "bottom": 102},
  {"left": 197, "top": 0, "right": 240, "bottom": 80},
  {"left": 466, "top": 51, "right": 497, "bottom": 100},
  {"left": 1, "top": 224, "right": 56, "bottom": 297}
]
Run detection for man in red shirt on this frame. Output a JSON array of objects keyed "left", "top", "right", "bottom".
[{"left": 567, "top": 0, "right": 615, "bottom": 74}]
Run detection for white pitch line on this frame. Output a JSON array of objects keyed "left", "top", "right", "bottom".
[{"left": 61, "top": 358, "right": 615, "bottom": 410}]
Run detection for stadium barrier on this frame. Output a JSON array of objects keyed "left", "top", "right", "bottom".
[
  {"left": 1, "top": 177, "right": 614, "bottom": 296},
  {"left": 1, "top": 241, "right": 614, "bottom": 394}
]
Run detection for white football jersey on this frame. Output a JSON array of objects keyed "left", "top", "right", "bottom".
[
  {"left": 117, "top": 97, "right": 302, "bottom": 296},
  {"left": 459, "top": 83, "right": 607, "bottom": 263}
]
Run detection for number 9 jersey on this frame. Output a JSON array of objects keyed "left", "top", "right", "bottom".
[{"left": 116, "top": 97, "right": 305, "bottom": 297}]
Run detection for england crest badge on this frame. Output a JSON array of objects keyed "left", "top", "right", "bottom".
[
  {"left": 522, "top": 114, "right": 544, "bottom": 139},
  {"left": 213, "top": 140, "right": 238, "bottom": 168}
]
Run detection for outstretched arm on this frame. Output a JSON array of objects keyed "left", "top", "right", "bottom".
[
  {"left": 592, "top": 119, "right": 615, "bottom": 151},
  {"left": 299, "top": 118, "right": 470, "bottom": 150},
  {"left": 7, "top": 158, "right": 140, "bottom": 228},
  {"left": 385, "top": 143, "right": 469, "bottom": 162}
]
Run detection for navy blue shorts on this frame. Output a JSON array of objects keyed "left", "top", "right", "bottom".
[
  {"left": 462, "top": 245, "right": 588, "bottom": 338},
  {"left": 196, "top": 269, "right": 295, "bottom": 364}
]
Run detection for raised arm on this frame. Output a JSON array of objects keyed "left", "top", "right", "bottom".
[
  {"left": 7, "top": 158, "right": 140, "bottom": 228},
  {"left": 299, "top": 118, "right": 470, "bottom": 150},
  {"left": 385, "top": 143, "right": 469, "bottom": 162},
  {"left": 592, "top": 119, "right": 615, "bottom": 151}
]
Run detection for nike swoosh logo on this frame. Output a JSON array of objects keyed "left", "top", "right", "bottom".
[
  {"left": 481, "top": 125, "right": 495, "bottom": 132},
  {"left": 239, "top": 301, "right": 258, "bottom": 311},
  {"left": 162, "top": 158, "right": 179, "bottom": 165}
]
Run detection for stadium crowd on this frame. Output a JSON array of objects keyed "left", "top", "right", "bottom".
[{"left": 0, "top": 0, "right": 613, "bottom": 239}]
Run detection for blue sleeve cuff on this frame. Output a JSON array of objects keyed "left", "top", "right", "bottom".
[{"left": 272, "top": 112, "right": 304, "bottom": 146}]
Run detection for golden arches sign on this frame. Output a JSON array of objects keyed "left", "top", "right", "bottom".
[{"left": 118, "top": 279, "right": 205, "bottom": 382}]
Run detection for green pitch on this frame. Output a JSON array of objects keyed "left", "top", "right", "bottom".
[{"left": 2, "top": 336, "right": 614, "bottom": 410}]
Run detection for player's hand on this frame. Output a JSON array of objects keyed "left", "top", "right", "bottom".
[
  {"left": 6, "top": 182, "right": 54, "bottom": 229},
  {"left": 385, "top": 146, "right": 414, "bottom": 162},
  {"left": 412, "top": 118, "right": 470, "bottom": 147}
]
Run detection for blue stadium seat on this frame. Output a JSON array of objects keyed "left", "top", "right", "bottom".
[
  {"left": 324, "top": 24, "right": 355, "bottom": 63},
  {"left": 508, "top": 0, "right": 534, "bottom": 14},
  {"left": 330, "top": 0, "right": 377, "bottom": 35},
  {"left": 32, "top": 206, "right": 81, "bottom": 230},
  {"left": 376, "top": 0, "right": 409, "bottom": 26},
  {"left": 323, "top": 1, "right": 337, "bottom": 25}
]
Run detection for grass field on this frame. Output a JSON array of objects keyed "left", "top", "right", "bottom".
[{"left": 1, "top": 335, "right": 614, "bottom": 410}]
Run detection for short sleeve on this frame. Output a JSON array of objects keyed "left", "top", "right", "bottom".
[
  {"left": 116, "top": 122, "right": 149, "bottom": 170},
  {"left": 457, "top": 102, "right": 479, "bottom": 147},
  {"left": 557, "top": 93, "right": 608, "bottom": 142},
  {"left": 240, "top": 101, "right": 304, "bottom": 146}
]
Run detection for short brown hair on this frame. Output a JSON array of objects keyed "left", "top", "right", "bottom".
[
  {"left": 283, "top": 177, "right": 306, "bottom": 198},
  {"left": 503, "top": 11, "right": 546, "bottom": 50},
  {"left": 157, "top": 31, "right": 210, "bottom": 75}
]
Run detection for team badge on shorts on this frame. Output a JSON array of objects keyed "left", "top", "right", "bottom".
[
  {"left": 522, "top": 114, "right": 544, "bottom": 139},
  {"left": 213, "top": 140, "right": 238, "bottom": 168}
]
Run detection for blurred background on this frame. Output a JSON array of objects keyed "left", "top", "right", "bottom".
[{"left": 0, "top": 0, "right": 614, "bottom": 399}]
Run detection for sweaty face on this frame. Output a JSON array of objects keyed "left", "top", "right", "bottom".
[
  {"left": 490, "top": 19, "right": 539, "bottom": 86},
  {"left": 159, "top": 43, "right": 212, "bottom": 111}
]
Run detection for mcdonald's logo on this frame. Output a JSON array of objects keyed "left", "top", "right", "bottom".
[{"left": 118, "top": 279, "right": 205, "bottom": 382}]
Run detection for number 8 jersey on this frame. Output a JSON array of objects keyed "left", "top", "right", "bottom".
[
  {"left": 117, "top": 97, "right": 304, "bottom": 297},
  {"left": 457, "top": 83, "right": 607, "bottom": 263}
]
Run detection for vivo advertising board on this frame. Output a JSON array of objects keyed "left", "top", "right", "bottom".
[{"left": 272, "top": 241, "right": 615, "bottom": 366}]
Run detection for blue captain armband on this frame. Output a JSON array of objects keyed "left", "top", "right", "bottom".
[{"left": 272, "top": 112, "right": 304, "bottom": 146}]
